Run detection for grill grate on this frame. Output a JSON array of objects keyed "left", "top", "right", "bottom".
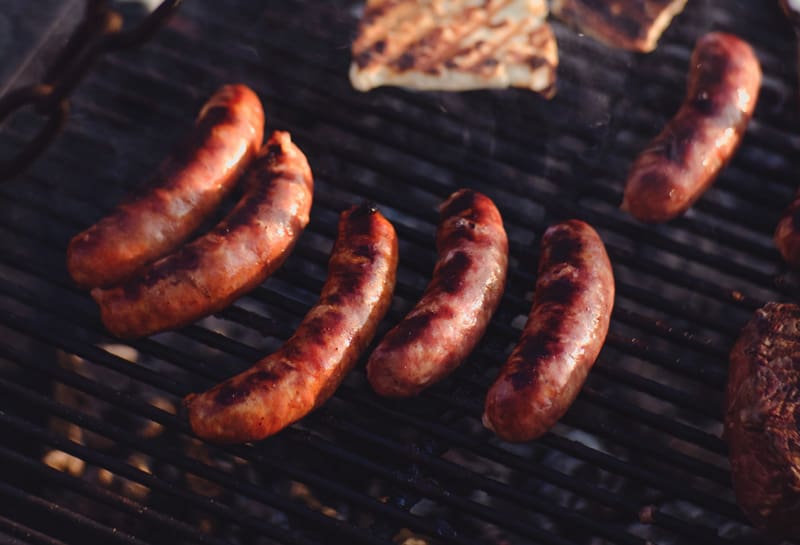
[{"left": 1, "top": 0, "right": 799, "bottom": 543}]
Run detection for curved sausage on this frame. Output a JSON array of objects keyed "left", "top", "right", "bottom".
[
  {"left": 726, "top": 303, "right": 800, "bottom": 536},
  {"left": 367, "top": 189, "right": 508, "bottom": 397},
  {"left": 184, "top": 203, "right": 398, "bottom": 443},
  {"left": 483, "top": 220, "right": 614, "bottom": 442},
  {"left": 67, "top": 84, "right": 265, "bottom": 288},
  {"left": 92, "top": 131, "right": 313, "bottom": 339},
  {"left": 621, "top": 32, "right": 761, "bottom": 223}
]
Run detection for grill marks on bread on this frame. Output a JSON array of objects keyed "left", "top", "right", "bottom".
[{"left": 350, "top": 0, "right": 558, "bottom": 96}]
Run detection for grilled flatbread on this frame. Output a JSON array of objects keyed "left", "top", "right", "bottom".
[
  {"left": 552, "top": 0, "right": 688, "bottom": 53},
  {"left": 350, "top": 0, "right": 558, "bottom": 97}
]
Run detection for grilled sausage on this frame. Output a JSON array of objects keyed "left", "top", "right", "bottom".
[
  {"left": 367, "top": 189, "right": 508, "bottom": 397},
  {"left": 775, "top": 2, "right": 800, "bottom": 268},
  {"left": 725, "top": 303, "right": 800, "bottom": 536},
  {"left": 67, "top": 84, "right": 265, "bottom": 288},
  {"left": 483, "top": 220, "right": 614, "bottom": 442},
  {"left": 92, "top": 131, "right": 313, "bottom": 339},
  {"left": 621, "top": 32, "right": 761, "bottom": 223},
  {"left": 774, "top": 200, "right": 800, "bottom": 267},
  {"left": 184, "top": 203, "right": 398, "bottom": 443}
]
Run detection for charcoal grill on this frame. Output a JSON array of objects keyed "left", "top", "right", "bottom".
[{"left": 0, "top": 1, "right": 797, "bottom": 544}]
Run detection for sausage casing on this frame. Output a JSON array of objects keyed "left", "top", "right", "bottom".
[
  {"left": 725, "top": 303, "right": 800, "bottom": 536},
  {"left": 92, "top": 131, "right": 312, "bottom": 339},
  {"left": 367, "top": 189, "right": 508, "bottom": 397},
  {"left": 483, "top": 220, "right": 614, "bottom": 442},
  {"left": 67, "top": 84, "right": 265, "bottom": 288},
  {"left": 621, "top": 32, "right": 761, "bottom": 223},
  {"left": 185, "top": 203, "right": 398, "bottom": 443}
]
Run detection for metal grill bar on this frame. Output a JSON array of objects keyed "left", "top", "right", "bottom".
[
  {"left": 0, "top": 444, "right": 228, "bottom": 545},
  {"left": 0, "top": 515, "right": 71, "bottom": 545},
  {"left": 0, "top": 412, "right": 326, "bottom": 545},
  {"left": 0, "top": 479, "right": 148, "bottom": 545}
]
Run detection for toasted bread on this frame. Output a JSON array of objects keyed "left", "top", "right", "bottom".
[{"left": 350, "top": 0, "right": 558, "bottom": 97}]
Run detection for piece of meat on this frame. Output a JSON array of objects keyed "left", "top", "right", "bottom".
[
  {"left": 367, "top": 189, "right": 508, "bottom": 397},
  {"left": 184, "top": 203, "right": 399, "bottom": 444},
  {"left": 67, "top": 84, "right": 265, "bottom": 288},
  {"left": 773, "top": 199, "right": 800, "bottom": 267},
  {"left": 621, "top": 32, "right": 761, "bottom": 223},
  {"left": 92, "top": 131, "right": 313, "bottom": 339},
  {"left": 483, "top": 219, "right": 614, "bottom": 442},
  {"left": 552, "top": 0, "right": 688, "bottom": 53},
  {"left": 725, "top": 302, "right": 800, "bottom": 537},
  {"left": 775, "top": 14, "right": 800, "bottom": 268}
]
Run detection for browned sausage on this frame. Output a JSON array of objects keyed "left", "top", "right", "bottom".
[
  {"left": 725, "top": 303, "right": 800, "bottom": 536},
  {"left": 483, "top": 220, "right": 614, "bottom": 442},
  {"left": 776, "top": 1, "right": 800, "bottom": 268},
  {"left": 67, "top": 84, "right": 265, "bottom": 288},
  {"left": 184, "top": 203, "right": 398, "bottom": 443},
  {"left": 367, "top": 189, "right": 508, "bottom": 397},
  {"left": 621, "top": 32, "right": 761, "bottom": 223},
  {"left": 774, "top": 200, "right": 800, "bottom": 268},
  {"left": 92, "top": 131, "right": 313, "bottom": 339}
]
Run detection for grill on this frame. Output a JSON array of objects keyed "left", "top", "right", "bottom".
[{"left": 0, "top": 1, "right": 798, "bottom": 544}]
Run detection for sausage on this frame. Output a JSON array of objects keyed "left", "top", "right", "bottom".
[
  {"left": 67, "top": 84, "right": 265, "bottom": 288},
  {"left": 725, "top": 303, "right": 800, "bottom": 536},
  {"left": 483, "top": 220, "right": 614, "bottom": 442},
  {"left": 621, "top": 32, "right": 761, "bottom": 223},
  {"left": 775, "top": 11, "right": 800, "bottom": 268},
  {"left": 367, "top": 189, "right": 508, "bottom": 397},
  {"left": 774, "top": 198, "right": 800, "bottom": 267},
  {"left": 184, "top": 203, "right": 398, "bottom": 444},
  {"left": 92, "top": 131, "right": 313, "bottom": 339}
]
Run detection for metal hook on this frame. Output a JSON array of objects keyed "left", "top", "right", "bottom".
[
  {"left": 0, "top": 98, "right": 69, "bottom": 181},
  {"left": 0, "top": 0, "right": 182, "bottom": 182}
]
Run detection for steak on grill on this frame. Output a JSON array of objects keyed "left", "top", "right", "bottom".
[{"left": 726, "top": 302, "right": 800, "bottom": 537}]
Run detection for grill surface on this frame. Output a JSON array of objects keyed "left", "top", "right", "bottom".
[{"left": 1, "top": 1, "right": 799, "bottom": 544}]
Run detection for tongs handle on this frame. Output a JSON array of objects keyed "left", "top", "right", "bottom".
[{"left": 0, "top": 0, "right": 183, "bottom": 182}]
